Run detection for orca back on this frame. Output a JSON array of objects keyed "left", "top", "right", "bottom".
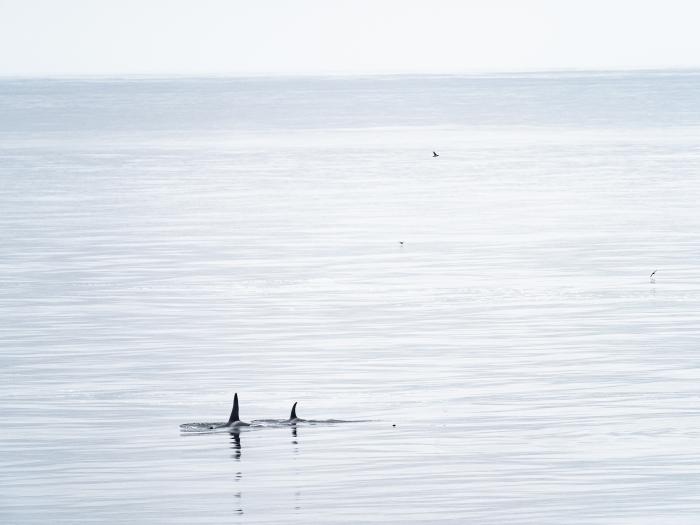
[
  {"left": 290, "top": 402, "right": 297, "bottom": 420},
  {"left": 228, "top": 393, "right": 240, "bottom": 424}
]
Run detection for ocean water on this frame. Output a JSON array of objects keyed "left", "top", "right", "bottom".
[{"left": 2, "top": 72, "right": 700, "bottom": 524}]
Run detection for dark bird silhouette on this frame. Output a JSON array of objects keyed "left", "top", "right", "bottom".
[
  {"left": 650, "top": 269, "right": 657, "bottom": 283},
  {"left": 432, "top": 151, "right": 439, "bottom": 157}
]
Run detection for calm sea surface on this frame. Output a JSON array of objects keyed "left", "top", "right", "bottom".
[{"left": 2, "top": 72, "right": 700, "bottom": 524}]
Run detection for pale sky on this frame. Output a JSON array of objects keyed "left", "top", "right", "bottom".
[{"left": 1, "top": 0, "right": 700, "bottom": 76}]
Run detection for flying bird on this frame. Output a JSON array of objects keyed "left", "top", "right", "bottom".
[
  {"left": 432, "top": 151, "right": 439, "bottom": 157},
  {"left": 650, "top": 269, "right": 657, "bottom": 283}
]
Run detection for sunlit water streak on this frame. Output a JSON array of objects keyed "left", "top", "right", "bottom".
[{"left": 2, "top": 72, "right": 700, "bottom": 524}]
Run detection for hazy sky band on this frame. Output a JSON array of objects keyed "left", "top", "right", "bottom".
[{"left": 2, "top": 0, "right": 700, "bottom": 76}]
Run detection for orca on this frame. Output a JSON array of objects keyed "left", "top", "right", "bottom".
[
  {"left": 287, "top": 402, "right": 304, "bottom": 423},
  {"left": 209, "top": 393, "right": 250, "bottom": 429},
  {"left": 180, "top": 395, "right": 361, "bottom": 432}
]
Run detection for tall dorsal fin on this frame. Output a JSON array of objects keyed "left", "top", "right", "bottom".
[
  {"left": 228, "top": 393, "right": 240, "bottom": 423},
  {"left": 290, "top": 401, "right": 297, "bottom": 420}
]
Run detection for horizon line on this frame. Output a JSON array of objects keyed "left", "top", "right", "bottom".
[{"left": 2, "top": 66, "right": 700, "bottom": 81}]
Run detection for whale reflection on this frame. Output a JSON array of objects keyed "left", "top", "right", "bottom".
[
  {"left": 229, "top": 431, "right": 243, "bottom": 515},
  {"left": 291, "top": 425, "right": 301, "bottom": 511},
  {"left": 230, "top": 430, "right": 241, "bottom": 460}
]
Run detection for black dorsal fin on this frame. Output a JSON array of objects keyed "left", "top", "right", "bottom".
[
  {"left": 228, "top": 393, "right": 240, "bottom": 423},
  {"left": 290, "top": 401, "right": 297, "bottom": 420}
]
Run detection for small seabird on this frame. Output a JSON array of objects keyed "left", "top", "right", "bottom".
[
  {"left": 650, "top": 269, "right": 657, "bottom": 283},
  {"left": 399, "top": 241, "right": 404, "bottom": 246},
  {"left": 432, "top": 151, "right": 439, "bottom": 157}
]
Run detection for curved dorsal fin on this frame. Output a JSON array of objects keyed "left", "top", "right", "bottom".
[
  {"left": 228, "top": 393, "right": 240, "bottom": 423},
  {"left": 290, "top": 401, "right": 297, "bottom": 420}
]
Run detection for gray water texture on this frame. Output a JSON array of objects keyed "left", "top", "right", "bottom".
[{"left": 2, "top": 72, "right": 700, "bottom": 524}]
